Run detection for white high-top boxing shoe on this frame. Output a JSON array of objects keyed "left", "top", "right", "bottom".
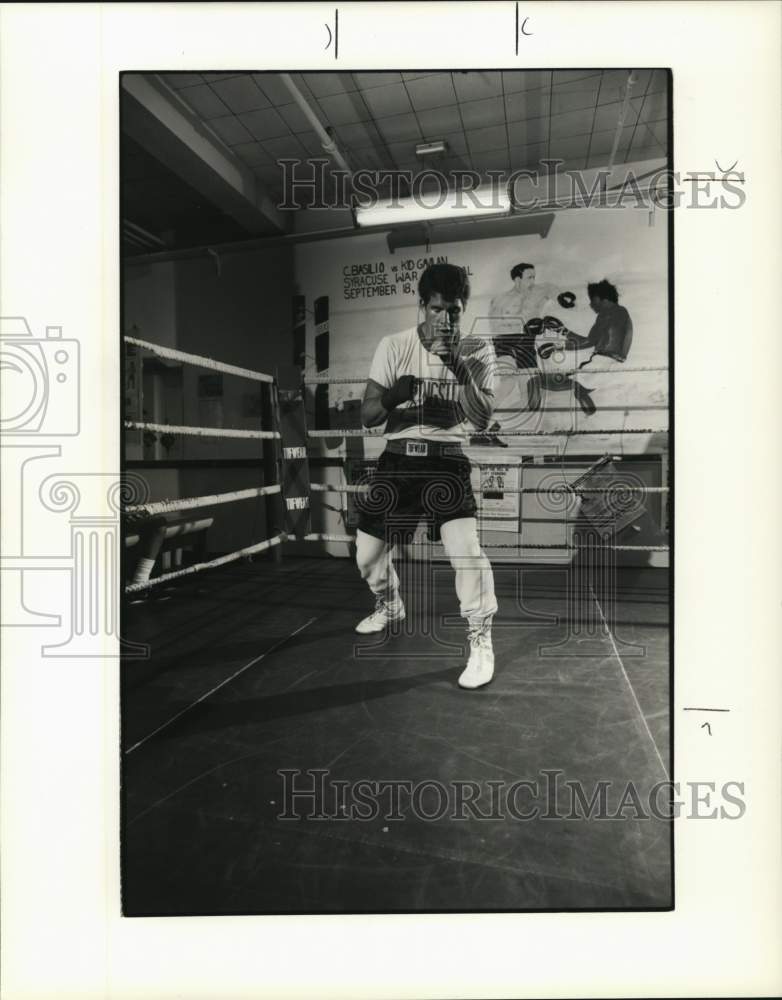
[
  {"left": 458, "top": 619, "right": 495, "bottom": 689},
  {"left": 354, "top": 594, "right": 406, "bottom": 634}
]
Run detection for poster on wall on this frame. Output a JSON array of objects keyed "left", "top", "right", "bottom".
[{"left": 476, "top": 463, "right": 520, "bottom": 520}]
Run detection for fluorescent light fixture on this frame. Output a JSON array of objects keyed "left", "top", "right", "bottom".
[
  {"left": 355, "top": 185, "right": 511, "bottom": 228},
  {"left": 415, "top": 140, "right": 448, "bottom": 157}
]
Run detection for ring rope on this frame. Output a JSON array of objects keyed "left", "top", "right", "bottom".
[
  {"left": 126, "top": 485, "right": 281, "bottom": 517},
  {"left": 303, "top": 365, "right": 668, "bottom": 385},
  {"left": 124, "top": 533, "right": 285, "bottom": 594},
  {"left": 124, "top": 420, "right": 280, "bottom": 441},
  {"left": 294, "top": 532, "right": 668, "bottom": 552},
  {"left": 309, "top": 483, "right": 669, "bottom": 496},
  {"left": 307, "top": 427, "right": 667, "bottom": 438},
  {"left": 124, "top": 335, "right": 275, "bottom": 384}
]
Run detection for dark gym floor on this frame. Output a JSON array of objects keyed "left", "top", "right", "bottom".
[{"left": 121, "top": 555, "right": 672, "bottom": 915}]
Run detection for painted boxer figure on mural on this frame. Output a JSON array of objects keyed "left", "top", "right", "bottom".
[
  {"left": 490, "top": 262, "right": 599, "bottom": 417},
  {"left": 548, "top": 277, "right": 634, "bottom": 374}
]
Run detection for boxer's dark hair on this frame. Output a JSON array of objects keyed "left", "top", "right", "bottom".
[
  {"left": 588, "top": 279, "right": 619, "bottom": 303},
  {"left": 510, "top": 262, "right": 534, "bottom": 281},
  {"left": 418, "top": 263, "right": 470, "bottom": 306}
]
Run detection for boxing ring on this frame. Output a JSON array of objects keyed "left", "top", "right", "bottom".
[
  {"left": 121, "top": 331, "right": 672, "bottom": 915},
  {"left": 122, "top": 333, "right": 670, "bottom": 584}
]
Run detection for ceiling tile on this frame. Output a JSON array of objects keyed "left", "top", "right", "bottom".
[
  {"left": 238, "top": 107, "right": 290, "bottom": 140},
  {"left": 352, "top": 147, "right": 386, "bottom": 170},
  {"left": 631, "top": 69, "right": 653, "bottom": 93},
  {"left": 554, "top": 74, "right": 603, "bottom": 95},
  {"left": 587, "top": 126, "right": 634, "bottom": 158},
  {"left": 597, "top": 70, "right": 651, "bottom": 105},
  {"left": 276, "top": 102, "right": 312, "bottom": 133},
  {"left": 384, "top": 139, "right": 417, "bottom": 165},
  {"left": 509, "top": 142, "right": 548, "bottom": 169},
  {"left": 334, "top": 120, "right": 383, "bottom": 149},
  {"left": 411, "top": 156, "right": 452, "bottom": 177},
  {"left": 550, "top": 108, "right": 596, "bottom": 138},
  {"left": 232, "top": 141, "right": 273, "bottom": 166},
  {"left": 316, "top": 91, "right": 370, "bottom": 126},
  {"left": 200, "top": 73, "right": 245, "bottom": 83},
  {"left": 353, "top": 72, "right": 403, "bottom": 89},
  {"left": 505, "top": 88, "right": 550, "bottom": 122},
  {"left": 211, "top": 76, "right": 270, "bottom": 114},
  {"left": 402, "top": 72, "right": 438, "bottom": 81},
  {"left": 452, "top": 71, "right": 503, "bottom": 102},
  {"left": 405, "top": 74, "right": 457, "bottom": 111},
  {"left": 438, "top": 131, "right": 468, "bottom": 156},
  {"left": 587, "top": 153, "right": 613, "bottom": 169},
  {"left": 551, "top": 81, "right": 600, "bottom": 116},
  {"left": 646, "top": 70, "right": 669, "bottom": 95},
  {"left": 470, "top": 150, "right": 510, "bottom": 173},
  {"left": 208, "top": 115, "right": 254, "bottom": 146},
  {"left": 179, "top": 84, "right": 231, "bottom": 120},
  {"left": 466, "top": 124, "right": 507, "bottom": 153},
  {"left": 377, "top": 113, "right": 422, "bottom": 144},
  {"left": 638, "top": 91, "right": 667, "bottom": 122},
  {"left": 593, "top": 99, "right": 642, "bottom": 132},
  {"left": 549, "top": 135, "right": 589, "bottom": 164},
  {"left": 438, "top": 154, "right": 472, "bottom": 173},
  {"left": 297, "top": 131, "right": 327, "bottom": 156},
  {"left": 300, "top": 73, "right": 356, "bottom": 97},
  {"left": 634, "top": 118, "right": 668, "bottom": 146},
  {"left": 553, "top": 70, "right": 602, "bottom": 86},
  {"left": 502, "top": 70, "right": 551, "bottom": 94},
  {"left": 460, "top": 96, "right": 506, "bottom": 130},
  {"left": 362, "top": 82, "right": 413, "bottom": 118},
  {"left": 262, "top": 135, "right": 309, "bottom": 160},
  {"left": 417, "top": 104, "right": 464, "bottom": 135},
  {"left": 252, "top": 73, "right": 305, "bottom": 105},
  {"left": 161, "top": 73, "right": 203, "bottom": 89},
  {"left": 507, "top": 117, "right": 548, "bottom": 146}
]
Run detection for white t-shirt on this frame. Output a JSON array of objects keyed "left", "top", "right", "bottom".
[{"left": 368, "top": 326, "right": 496, "bottom": 443}]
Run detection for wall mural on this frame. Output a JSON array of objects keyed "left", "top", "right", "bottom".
[{"left": 294, "top": 208, "right": 668, "bottom": 455}]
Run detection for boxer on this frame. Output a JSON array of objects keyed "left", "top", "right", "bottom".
[
  {"left": 489, "top": 262, "right": 587, "bottom": 414},
  {"left": 540, "top": 279, "right": 634, "bottom": 375},
  {"left": 354, "top": 263, "right": 498, "bottom": 689}
]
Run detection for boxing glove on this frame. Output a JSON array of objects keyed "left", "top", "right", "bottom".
[
  {"left": 557, "top": 291, "right": 577, "bottom": 309},
  {"left": 542, "top": 315, "right": 567, "bottom": 334},
  {"left": 537, "top": 342, "right": 556, "bottom": 360},
  {"left": 381, "top": 374, "right": 419, "bottom": 411}
]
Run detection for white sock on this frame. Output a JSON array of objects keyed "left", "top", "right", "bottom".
[{"left": 132, "top": 557, "right": 156, "bottom": 584}]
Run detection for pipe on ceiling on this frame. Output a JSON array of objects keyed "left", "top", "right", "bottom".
[
  {"left": 607, "top": 70, "right": 640, "bottom": 170},
  {"left": 278, "top": 73, "right": 353, "bottom": 176}
]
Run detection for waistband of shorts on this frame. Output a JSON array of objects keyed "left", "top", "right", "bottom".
[{"left": 384, "top": 438, "right": 465, "bottom": 459}]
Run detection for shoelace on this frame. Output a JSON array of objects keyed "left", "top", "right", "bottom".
[
  {"left": 467, "top": 621, "right": 492, "bottom": 650},
  {"left": 374, "top": 595, "right": 402, "bottom": 620}
]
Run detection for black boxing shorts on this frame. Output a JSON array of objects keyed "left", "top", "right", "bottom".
[{"left": 356, "top": 441, "right": 478, "bottom": 543}]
